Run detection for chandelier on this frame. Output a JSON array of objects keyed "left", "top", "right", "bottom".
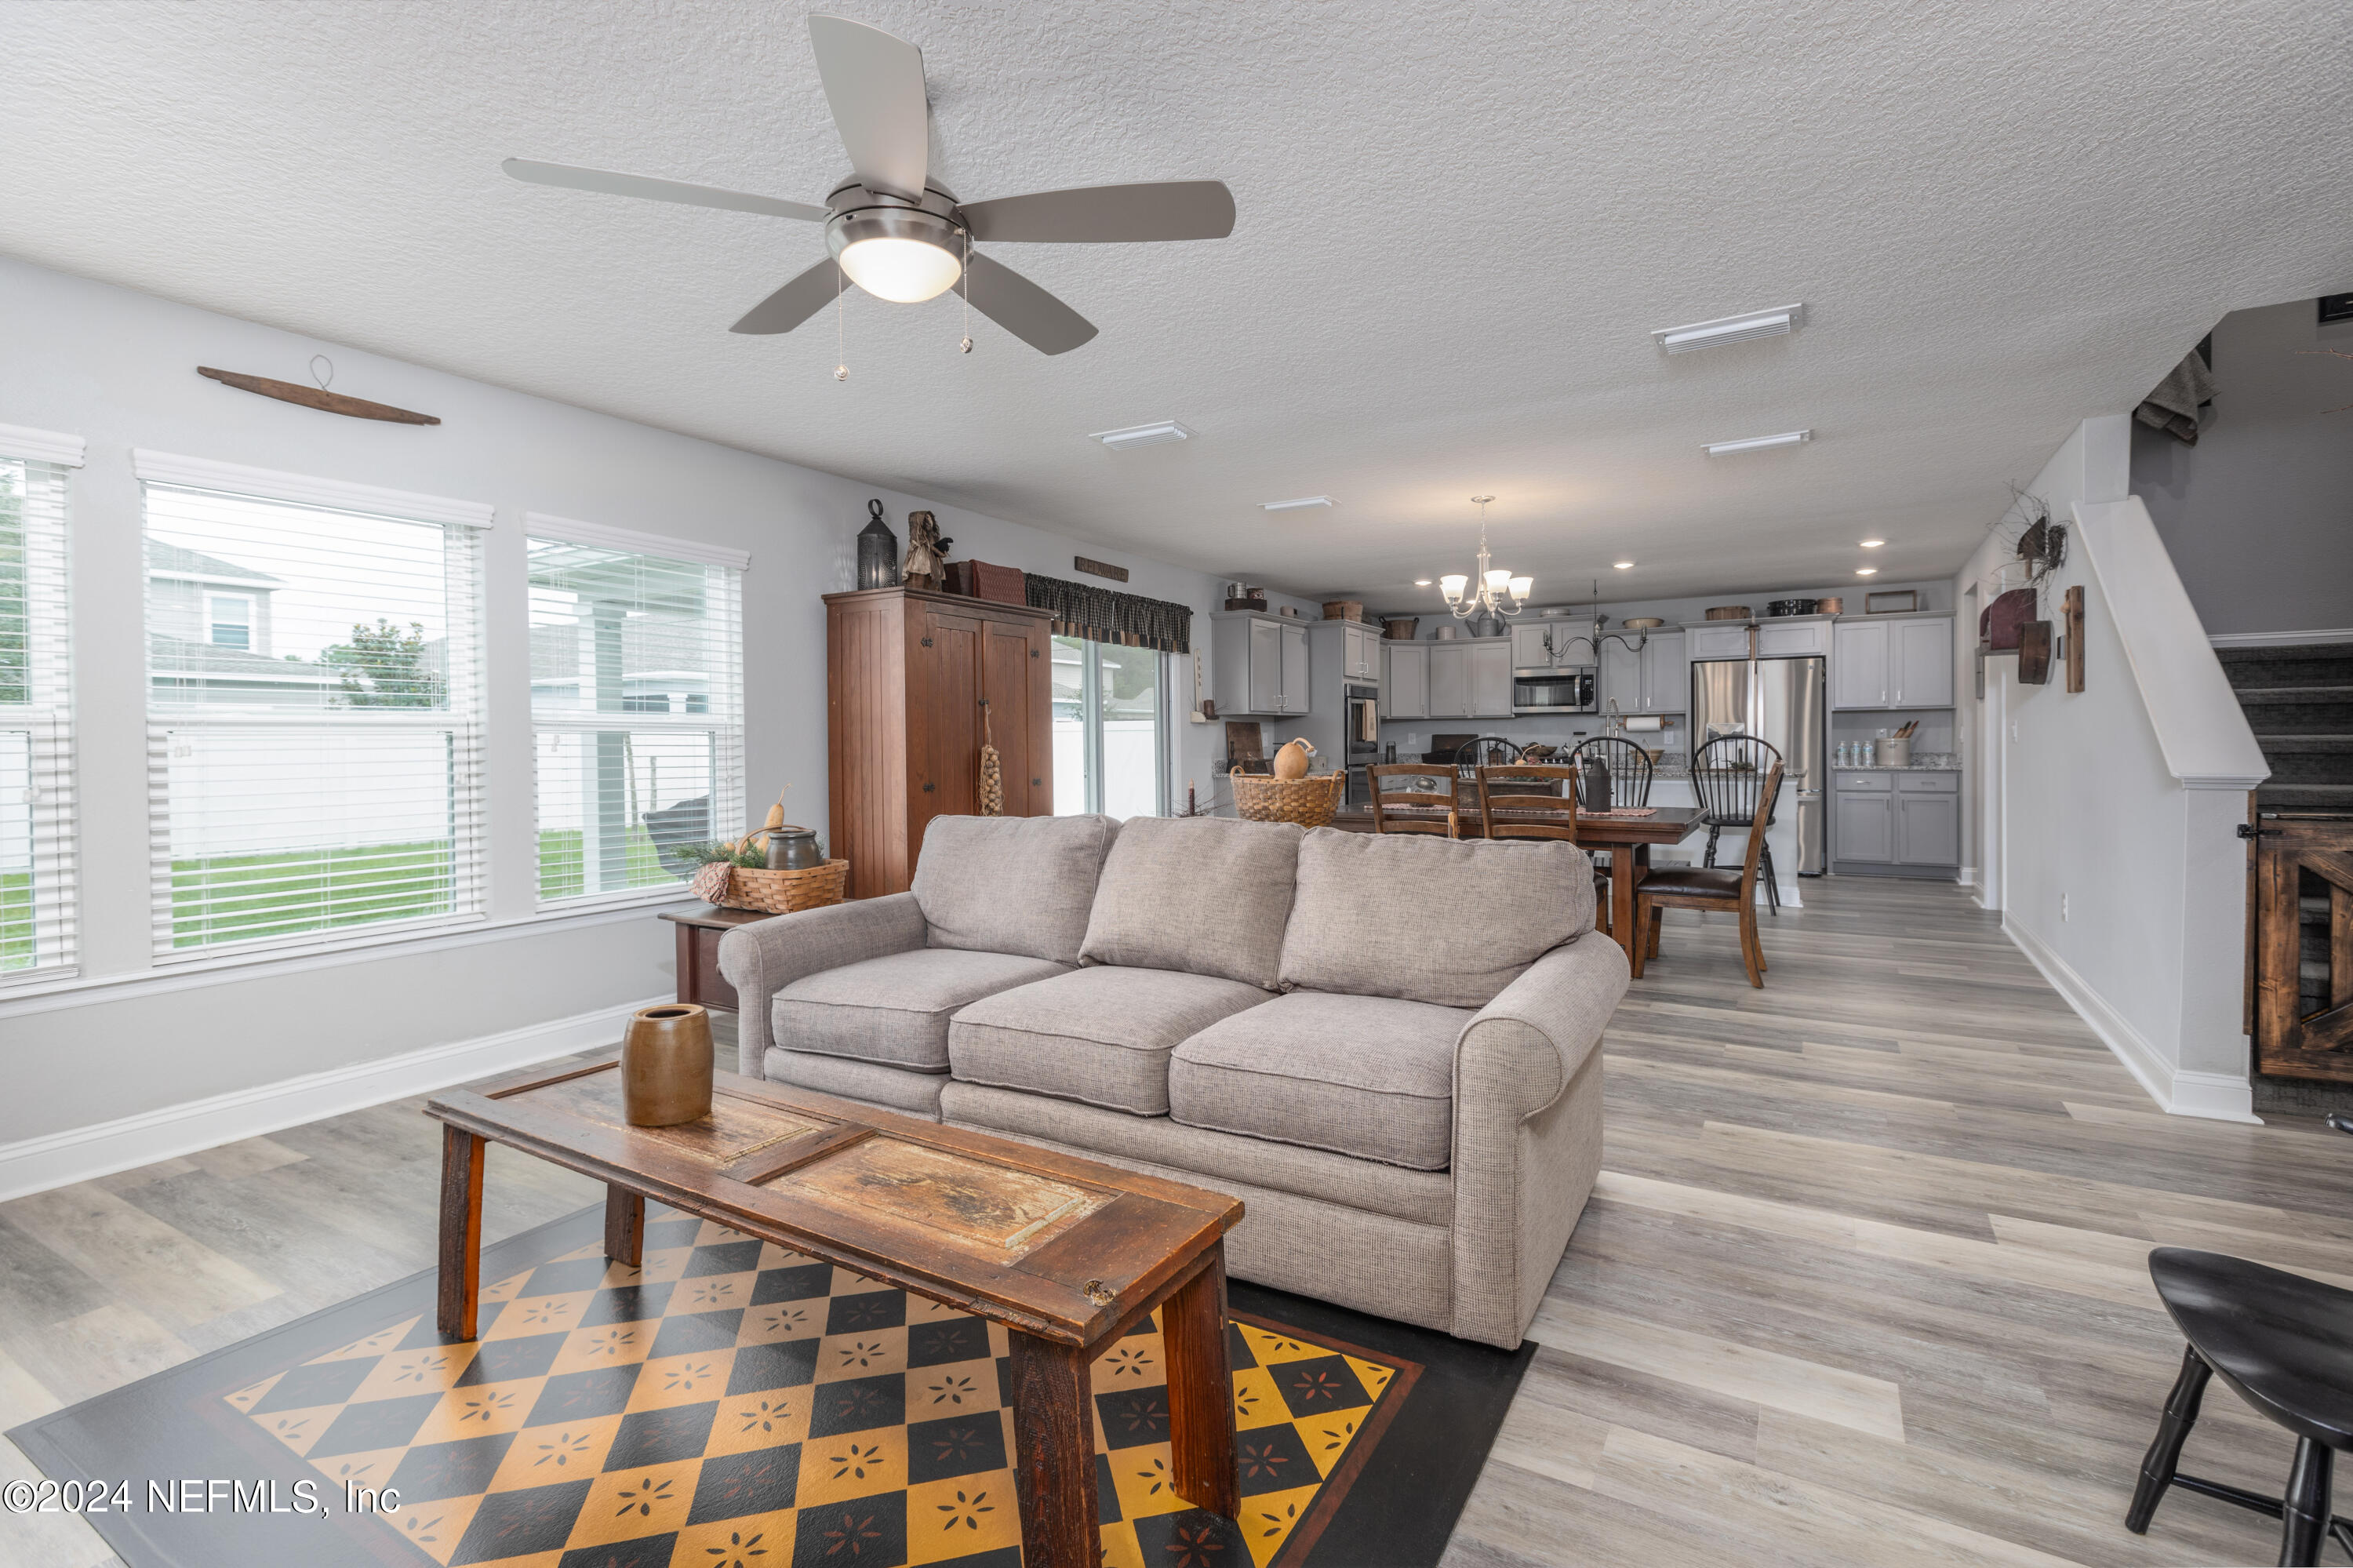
[{"left": 1438, "top": 497, "right": 1533, "bottom": 620}]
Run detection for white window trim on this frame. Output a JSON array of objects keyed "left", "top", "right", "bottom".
[
  {"left": 133, "top": 449, "right": 493, "bottom": 529},
  {"left": 525, "top": 512, "right": 750, "bottom": 571},
  {"left": 0, "top": 424, "right": 85, "bottom": 468}
]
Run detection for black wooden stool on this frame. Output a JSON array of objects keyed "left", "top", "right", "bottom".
[{"left": 2129, "top": 1247, "right": 2353, "bottom": 1564}]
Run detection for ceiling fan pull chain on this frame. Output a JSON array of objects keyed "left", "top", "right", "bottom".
[
  {"left": 959, "top": 228, "right": 974, "bottom": 354},
  {"left": 834, "top": 265, "right": 849, "bottom": 381}
]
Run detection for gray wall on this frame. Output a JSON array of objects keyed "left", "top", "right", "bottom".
[
  {"left": 2131, "top": 297, "right": 2353, "bottom": 636},
  {"left": 0, "top": 256, "right": 1221, "bottom": 1146}
]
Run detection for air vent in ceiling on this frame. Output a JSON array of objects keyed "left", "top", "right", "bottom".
[
  {"left": 1089, "top": 421, "right": 1194, "bottom": 450},
  {"left": 1653, "top": 304, "right": 1805, "bottom": 354}
]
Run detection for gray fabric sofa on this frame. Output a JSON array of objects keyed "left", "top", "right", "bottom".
[{"left": 718, "top": 812, "right": 1628, "bottom": 1348}]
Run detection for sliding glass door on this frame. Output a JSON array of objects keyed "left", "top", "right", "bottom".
[{"left": 1052, "top": 635, "right": 1168, "bottom": 817}]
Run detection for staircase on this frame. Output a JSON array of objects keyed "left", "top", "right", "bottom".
[
  {"left": 2219, "top": 643, "right": 2353, "bottom": 812},
  {"left": 2223, "top": 642, "right": 2353, "bottom": 1115}
]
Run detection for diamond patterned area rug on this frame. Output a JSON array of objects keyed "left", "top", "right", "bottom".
[{"left": 13, "top": 1202, "right": 1531, "bottom": 1567}]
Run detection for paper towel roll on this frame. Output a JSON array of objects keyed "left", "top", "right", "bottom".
[{"left": 1623, "top": 715, "right": 1664, "bottom": 732}]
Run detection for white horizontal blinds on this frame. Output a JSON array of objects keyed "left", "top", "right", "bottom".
[
  {"left": 0, "top": 457, "right": 75, "bottom": 982},
  {"left": 144, "top": 483, "right": 486, "bottom": 956},
  {"left": 528, "top": 533, "right": 744, "bottom": 904}
]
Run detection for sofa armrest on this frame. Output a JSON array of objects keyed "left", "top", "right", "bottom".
[
  {"left": 1449, "top": 932, "right": 1629, "bottom": 1346},
  {"left": 717, "top": 893, "right": 929, "bottom": 1075}
]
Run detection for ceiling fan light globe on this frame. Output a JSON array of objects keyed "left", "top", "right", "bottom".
[
  {"left": 1439, "top": 574, "right": 1468, "bottom": 602},
  {"left": 1484, "top": 569, "right": 1512, "bottom": 592},
  {"left": 1509, "top": 577, "right": 1533, "bottom": 600},
  {"left": 838, "top": 235, "right": 964, "bottom": 303}
]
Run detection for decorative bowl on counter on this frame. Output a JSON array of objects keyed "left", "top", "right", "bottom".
[
  {"left": 1705, "top": 606, "right": 1751, "bottom": 621},
  {"left": 1620, "top": 617, "right": 1664, "bottom": 629}
]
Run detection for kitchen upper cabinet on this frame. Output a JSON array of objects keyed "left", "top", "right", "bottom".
[
  {"left": 1598, "top": 635, "right": 1640, "bottom": 712},
  {"left": 1211, "top": 611, "right": 1313, "bottom": 715},
  {"left": 1340, "top": 623, "right": 1380, "bottom": 681},
  {"left": 1382, "top": 642, "right": 1429, "bottom": 719},
  {"left": 1688, "top": 623, "right": 1751, "bottom": 660},
  {"left": 1469, "top": 639, "right": 1513, "bottom": 717},
  {"left": 1427, "top": 642, "right": 1474, "bottom": 718},
  {"left": 1638, "top": 630, "right": 1685, "bottom": 714},
  {"left": 1510, "top": 622, "right": 1551, "bottom": 670},
  {"left": 1832, "top": 615, "right": 1954, "bottom": 710},
  {"left": 1894, "top": 617, "right": 1955, "bottom": 708},
  {"left": 1511, "top": 618, "right": 1593, "bottom": 670},
  {"left": 1896, "top": 791, "right": 1960, "bottom": 867},
  {"left": 1755, "top": 618, "right": 1829, "bottom": 658},
  {"left": 1835, "top": 791, "right": 1894, "bottom": 863}
]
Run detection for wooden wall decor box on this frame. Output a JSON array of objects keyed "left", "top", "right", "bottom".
[
  {"left": 824, "top": 587, "right": 1055, "bottom": 899},
  {"left": 1072, "top": 555, "right": 1129, "bottom": 583},
  {"left": 2063, "top": 585, "right": 2085, "bottom": 692},
  {"left": 1705, "top": 606, "right": 1751, "bottom": 620},
  {"left": 943, "top": 559, "right": 1027, "bottom": 605},
  {"left": 1224, "top": 597, "right": 1268, "bottom": 613},
  {"left": 2016, "top": 620, "right": 2053, "bottom": 684},
  {"left": 1865, "top": 590, "right": 1921, "bottom": 614}
]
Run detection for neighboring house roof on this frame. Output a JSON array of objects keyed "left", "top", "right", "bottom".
[
  {"left": 148, "top": 632, "right": 337, "bottom": 684},
  {"left": 146, "top": 539, "right": 284, "bottom": 587}
]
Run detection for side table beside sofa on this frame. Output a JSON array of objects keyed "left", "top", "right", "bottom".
[{"left": 718, "top": 812, "right": 1628, "bottom": 1349}]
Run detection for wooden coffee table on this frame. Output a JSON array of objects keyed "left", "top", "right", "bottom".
[{"left": 425, "top": 1053, "right": 1244, "bottom": 1564}]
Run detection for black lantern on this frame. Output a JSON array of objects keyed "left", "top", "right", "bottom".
[{"left": 855, "top": 499, "right": 899, "bottom": 590}]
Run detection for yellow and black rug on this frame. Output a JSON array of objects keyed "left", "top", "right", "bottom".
[{"left": 13, "top": 1204, "right": 1530, "bottom": 1567}]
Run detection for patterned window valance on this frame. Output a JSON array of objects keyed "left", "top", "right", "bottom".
[{"left": 1024, "top": 573, "right": 1192, "bottom": 654}]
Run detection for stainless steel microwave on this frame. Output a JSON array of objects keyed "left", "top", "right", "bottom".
[{"left": 1512, "top": 668, "right": 1596, "bottom": 713}]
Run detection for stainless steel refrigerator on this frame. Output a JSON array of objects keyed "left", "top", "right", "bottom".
[{"left": 1689, "top": 653, "right": 1826, "bottom": 875}]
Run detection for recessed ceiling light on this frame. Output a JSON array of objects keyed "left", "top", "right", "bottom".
[
  {"left": 1653, "top": 304, "right": 1806, "bottom": 354},
  {"left": 1613, "top": 561, "right": 1634, "bottom": 569},
  {"left": 1413, "top": 578, "right": 1431, "bottom": 587},
  {"left": 1704, "top": 429, "right": 1812, "bottom": 456},
  {"left": 1089, "top": 420, "right": 1192, "bottom": 449},
  {"left": 1856, "top": 567, "right": 1878, "bottom": 576},
  {"left": 1860, "top": 538, "right": 1885, "bottom": 548},
  {"left": 1260, "top": 496, "right": 1334, "bottom": 512}
]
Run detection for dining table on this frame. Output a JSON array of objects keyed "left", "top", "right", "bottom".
[{"left": 1326, "top": 804, "right": 1705, "bottom": 964}]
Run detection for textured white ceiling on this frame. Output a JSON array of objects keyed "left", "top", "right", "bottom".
[{"left": 6, "top": 2, "right": 2348, "bottom": 602}]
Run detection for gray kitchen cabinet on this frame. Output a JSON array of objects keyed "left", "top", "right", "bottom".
[
  {"left": 1687, "top": 622, "right": 1751, "bottom": 661},
  {"left": 1599, "top": 635, "right": 1640, "bottom": 711},
  {"left": 1511, "top": 618, "right": 1594, "bottom": 670},
  {"left": 1835, "top": 791, "right": 1894, "bottom": 862},
  {"left": 1831, "top": 619, "right": 1889, "bottom": 708},
  {"left": 1382, "top": 642, "right": 1429, "bottom": 719},
  {"left": 1896, "top": 790, "right": 1960, "bottom": 867},
  {"left": 1832, "top": 614, "right": 1954, "bottom": 710},
  {"left": 1755, "top": 617, "right": 1829, "bottom": 658},
  {"left": 1469, "top": 639, "right": 1514, "bottom": 717},
  {"left": 1427, "top": 642, "right": 1470, "bottom": 717},
  {"left": 1638, "top": 629, "right": 1685, "bottom": 713},
  {"left": 1510, "top": 621, "right": 1551, "bottom": 671},
  {"left": 1210, "top": 611, "right": 1313, "bottom": 715},
  {"left": 1348, "top": 623, "right": 1380, "bottom": 680}
]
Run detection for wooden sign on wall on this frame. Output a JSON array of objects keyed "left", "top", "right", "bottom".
[
  {"left": 2017, "top": 620, "right": 2052, "bottom": 685},
  {"left": 2063, "top": 585, "right": 2085, "bottom": 692},
  {"left": 1073, "top": 555, "right": 1129, "bottom": 583}
]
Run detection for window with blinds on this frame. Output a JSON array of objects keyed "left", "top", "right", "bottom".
[
  {"left": 1, "top": 453, "right": 75, "bottom": 982},
  {"left": 528, "top": 526, "right": 744, "bottom": 906},
  {"left": 143, "top": 476, "right": 486, "bottom": 956}
]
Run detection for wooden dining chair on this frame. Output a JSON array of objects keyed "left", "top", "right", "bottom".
[
  {"left": 1368, "top": 762, "right": 1460, "bottom": 837},
  {"left": 1631, "top": 762, "right": 1783, "bottom": 987},
  {"left": 1478, "top": 763, "right": 1614, "bottom": 929},
  {"left": 1564, "top": 737, "right": 1657, "bottom": 930},
  {"left": 1691, "top": 734, "right": 1784, "bottom": 914}
]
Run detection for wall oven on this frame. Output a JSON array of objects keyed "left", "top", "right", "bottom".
[
  {"left": 1344, "top": 682, "right": 1379, "bottom": 806},
  {"left": 1511, "top": 668, "right": 1597, "bottom": 714}
]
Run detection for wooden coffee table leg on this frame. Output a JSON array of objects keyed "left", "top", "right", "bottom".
[
  {"left": 1611, "top": 846, "right": 1640, "bottom": 961},
  {"left": 604, "top": 1184, "right": 645, "bottom": 1268},
  {"left": 436, "top": 1126, "right": 486, "bottom": 1339},
  {"left": 1163, "top": 1246, "right": 1240, "bottom": 1519},
  {"left": 1007, "top": 1332, "right": 1100, "bottom": 1567}
]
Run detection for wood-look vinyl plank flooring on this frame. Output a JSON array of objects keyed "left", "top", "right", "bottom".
[{"left": 0, "top": 878, "right": 2341, "bottom": 1566}]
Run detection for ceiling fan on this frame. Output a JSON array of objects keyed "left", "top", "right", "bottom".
[{"left": 504, "top": 13, "right": 1235, "bottom": 356}]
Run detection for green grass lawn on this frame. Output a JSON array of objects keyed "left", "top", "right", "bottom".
[
  {"left": 0, "top": 868, "right": 28, "bottom": 970},
  {"left": 533, "top": 826, "right": 676, "bottom": 901}
]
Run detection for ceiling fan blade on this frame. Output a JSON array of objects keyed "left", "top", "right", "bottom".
[
  {"left": 730, "top": 258, "right": 846, "bottom": 334},
  {"left": 961, "top": 180, "right": 1236, "bottom": 243},
  {"left": 502, "top": 158, "right": 827, "bottom": 223},
  {"left": 958, "top": 251, "right": 1097, "bottom": 355},
  {"left": 806, "top": 15, "right": 929, "bottom": 202}
]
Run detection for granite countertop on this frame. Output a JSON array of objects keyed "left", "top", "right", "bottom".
[{"left": 1835, "top": 761, "right": 1962, "bottom": 772}]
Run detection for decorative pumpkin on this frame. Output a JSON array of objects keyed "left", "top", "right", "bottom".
[{"left": 1273, "top": 738, "right": 1315, "bottom": 780}]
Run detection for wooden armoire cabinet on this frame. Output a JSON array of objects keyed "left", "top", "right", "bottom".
[{"left": 824, "top": 586, "right": 1055, "bottom": 898}]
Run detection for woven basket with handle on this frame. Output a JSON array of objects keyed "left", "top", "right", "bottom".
[
  {"left": 689, "top": 858, "right": 851, "bottom": 915},
  {"left": 1228, "top": 769, "right": 1345, "bottom": 829}
]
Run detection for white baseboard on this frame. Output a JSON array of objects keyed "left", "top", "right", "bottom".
[
  {"left": 2208, "top": 627, "right": 2353, "bottom": 648},
  {"left": 2003, "top": 920, "right": 2259, "bottom": 1124},
  {"left": 1957, "top": 866, "right": 1977, "bottom": 887},
  {"left": 0, "top": 995, "right": 665, "bottom": 1202}
]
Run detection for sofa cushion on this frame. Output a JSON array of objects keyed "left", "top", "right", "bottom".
[
  {"left": 1168, "top": 991, "right": 1467, "bottom": 1170},
  {"left": 1277, "top": 829, "right": 1593, "bottom": 1008},
  {"left": 949, "top": 966, "right": 1276, "bottom": 1115},
  {"left": 773, "top": 948, "right": 1070, "bottom": 1071},
  {"left": 765, "top": 1048, "right": 947, "bottom": 1120},
  {"left": 1078, "top": 817, "right": 1303, "bottom": 988},
  {"left": 913, "top": 814, "right": 1120, "bottom": 964}
]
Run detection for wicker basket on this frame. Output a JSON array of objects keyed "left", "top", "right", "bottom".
[
  {"left": 1229, "top": 769, "right": 1345, "bottom": 829},
  {"left": 1322, "top": 599, "right": 1365, "bottom": 622},
  {"left": 708, "top": 858, "right": 850, "bottom": 915}
]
